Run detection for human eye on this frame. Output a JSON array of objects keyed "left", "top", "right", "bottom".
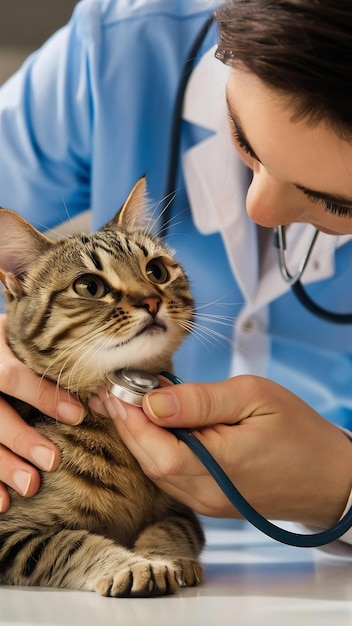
[
  {"left": 321, "top": 199, "right": 352, "bottom": 218},
  {"left": 298, "top": 187, "right": 352, "bottom": 218},
  {"left": 234, "top": 131, "right": 258, "bottom": 159},
  {"left": 228, "top": 116, "right": 259, "bottom": 160}
]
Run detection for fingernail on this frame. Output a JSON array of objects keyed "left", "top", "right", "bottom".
[
  {"left": 13, "top": 470, "right": 32, "bottom": 496},
  {"left": 145, "top": 391, "right": 179, "bottom": 419},
  {"left": 56, "top": 401, "right": 86, "bottom": 425},
  {"left": 30, "top": 445, "right": 56, "bottom": 471},
  {"left": 89, "top": 394, "right": 104, "bottom": 412},
  {"left": 105, "top": 395, "right": 127, "bottom": 421},
  {"left": 0, "top": 497, "right": 4, "bottom": 513}
]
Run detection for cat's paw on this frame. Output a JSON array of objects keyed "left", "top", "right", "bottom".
[
  {"left": 172, "top": 557, "right": 203, "bottom": 589},
  {"left": 95, "top": 557, "right": 203, "bottom": 597}
]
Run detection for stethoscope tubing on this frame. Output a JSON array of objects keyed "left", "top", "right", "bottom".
[
  {"left": 274, "top": 225, "right": 319, "bottom": 286},
  {"left": 162, "top": 373, "right": 352, "bottom": 548},
  {"left": 168, "top": 427, "right": 352, "bottom": 548},
  {"left": 274, "top": 226, "right": 352, "bottom": 323}
]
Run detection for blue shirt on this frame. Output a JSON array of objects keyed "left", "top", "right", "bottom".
[{"left": 0, "top": 0, "right": 351, "bottom": 430}]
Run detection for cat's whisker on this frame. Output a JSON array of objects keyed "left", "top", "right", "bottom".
[
  {"left": 148, "top": 209, "right": 182, "bottom": 240},
  {"left": 177, "top": 320, "right": 215, "bottom": 354},
  {"left": 149, "top": 190, "right": 177, "bottom": 220},
  {"left": 155, "top": 219, "right": 184, "bottom": 240},
  {"left": 72, "top": 334, "right": 112, "bottom": 392},
  {"left": 192, "top": 297, "right": 242, "bottom": 311},
  {"left": 147, "top": 192, "right": 197, "bottom": 240},
  {"left": 155, "top": 206, "right": 194, "bottom": 239},
  {"left": 191, "top": 324, "right": 233, "bottom": 346},
  {"left": 32, "top": 197, "right": 76, "bottom": 240},
  {"left": 39, "top": 331, "right": 99, "bottom": 395},
  {"left": 143, "top": 193, "right": 176, "bottom": 238},
  {"left": 193, "top": 313, "right": 235, "bottom": 327},
  {"left": 40, "top": 340, "right": 80, "bottom": 384},
  {"left": 65, "top": 331, "right": 109, "bottom": 392},
  {"left": 61, "top": 195, "right": 74, "bottom": 227},
  {"left": 178, "top": 319, "right": 234, "bottom": 350}
]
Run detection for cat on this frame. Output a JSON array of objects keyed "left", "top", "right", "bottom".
[{"left": 0, "top": 177, "right": 204, "bottom": 597}]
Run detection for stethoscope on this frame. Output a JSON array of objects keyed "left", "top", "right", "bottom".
[
  {"left": 274, "top": 225, "right": 352, "bottom": 324},
  {"left": 108, "top": 369, "right": 352, "bottom": 548},
  {"left": 155, "top": 14, "right": 352, "bottom": 545},
  {"left": 164, "top": 13, "right": 352, "bottom": 324}
]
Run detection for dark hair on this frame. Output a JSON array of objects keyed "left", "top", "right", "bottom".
[{"left": 215, "top": 0, "right": 352, "bottom": 138}]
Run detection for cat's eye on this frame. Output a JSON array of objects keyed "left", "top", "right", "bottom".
[
  {"left": 146, "top": 259, "right": 169, "bottom": 284},
  {"left": 73, "top": 274, "right": 109, "bottom": 299}
]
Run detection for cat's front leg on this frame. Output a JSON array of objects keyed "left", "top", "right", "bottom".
[
  {"left": 96, "top": 554, "right": 202, "bottom": 597},
  {"left": 54, "top": 531, "right": 202, "bottom": 596},
  {"left": 66, "top": 531, "right": 202, "bottom": 596},
  {"left": 0, "top": 527, "right": 201, "bottom": 596},
  {"left": 133, "top": 514, "right": 204, "bottom": 592}
]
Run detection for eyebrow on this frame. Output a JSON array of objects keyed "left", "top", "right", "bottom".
[{"left": 226, "top": 95, "right": 352, "bottom": 209}]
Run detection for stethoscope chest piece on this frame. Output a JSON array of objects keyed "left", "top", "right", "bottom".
[{"left": 108, "top": 368, "right": 160, "bottom": 406}]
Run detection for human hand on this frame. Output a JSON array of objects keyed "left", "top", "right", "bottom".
[
  {"left": 89, "top": 375, "right": 352, "bottom": 528},
  {"left": 0, "top": 315, "right": 85, "bottom": 512}
]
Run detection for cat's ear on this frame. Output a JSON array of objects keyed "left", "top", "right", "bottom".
[
  {"left": 104, "top": 176, "right": 148, "bottom": 230},
  {"left": 0, "top": 209, "right": 53, "bottom": 297}
]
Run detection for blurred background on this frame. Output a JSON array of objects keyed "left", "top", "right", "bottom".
[{"left": 0, "top": 1, "right": 78, "bottom": 85}]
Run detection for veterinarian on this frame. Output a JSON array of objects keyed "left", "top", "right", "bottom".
[{"left": 0, "top": 0, "right": 351, "bottom": 553}]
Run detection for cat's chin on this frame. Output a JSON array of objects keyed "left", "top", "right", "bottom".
[
  {"left": 136, "top": 322, "right": 167, "bottom": 338},
  {"left": 100, "top": 330, "right": 180, "bottom": 376}
]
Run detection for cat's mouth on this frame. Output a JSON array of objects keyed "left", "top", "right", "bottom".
[{"left": 135, "top": 319, "right": 167, "bottom": 337}]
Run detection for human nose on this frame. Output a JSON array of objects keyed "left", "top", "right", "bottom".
[{"left": 246, "top": 166, "right": 303, "bottom": 227}]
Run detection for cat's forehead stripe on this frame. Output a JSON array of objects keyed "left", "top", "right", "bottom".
[
  {"left": 136, "top": 242, "right": 148, "bottom": 257},
  {"left": 81, "top": 231, "right": 161, "bottom": 263},
  {"left": 87, "top": 249, "right": 103, "bottom": 271}
]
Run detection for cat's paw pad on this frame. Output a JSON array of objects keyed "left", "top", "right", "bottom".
[{"left": 95, "top": 558, "right": 202, "bottom": 597}]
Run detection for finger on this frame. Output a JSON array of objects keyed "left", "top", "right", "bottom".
[
  {"left": 98, "top": 393, "right": 205, "bottom": 480},
  {"left": 0, "top": 317, "right": 85, "bottom": 425},
  {"left": 89, "top": 392, "right": 110, "bottom": 417},
  {"left": 0, "top": 482, "right": 10, "bottom": 512},
  {"left": 0, "top": 395, "right": 60, "bottom": 471},
  {"left": 102, "top": 393, "right": 241, "bottom": 516},
  {"left": 0, "top": 444, "right": 41, "bottom": 498},
  {"left": 142, "top": 375, "right": 269, "bottom": 427},
  {"left": 0, "top": 360, "right": 85, "bottom": 425}
]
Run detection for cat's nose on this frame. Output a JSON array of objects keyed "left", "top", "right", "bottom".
[{"left": 138, "top": 295, "right": 161, "bottom": 318}]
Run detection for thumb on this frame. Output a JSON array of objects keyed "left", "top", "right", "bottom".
[{"left": 142, "top": 375, "right": 263, "bottom": 428}]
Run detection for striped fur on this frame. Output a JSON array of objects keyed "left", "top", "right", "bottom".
[{"left": 0, "top": 178, "right": 204, "bottom": 597}]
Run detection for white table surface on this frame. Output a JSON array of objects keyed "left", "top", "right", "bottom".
[{"left": 1, "top": 520, "right": 351, "bottom": 626}]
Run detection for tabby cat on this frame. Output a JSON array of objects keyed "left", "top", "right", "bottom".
[{"left": 0, "top": 178, "right": 204, "bottom": 597}]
